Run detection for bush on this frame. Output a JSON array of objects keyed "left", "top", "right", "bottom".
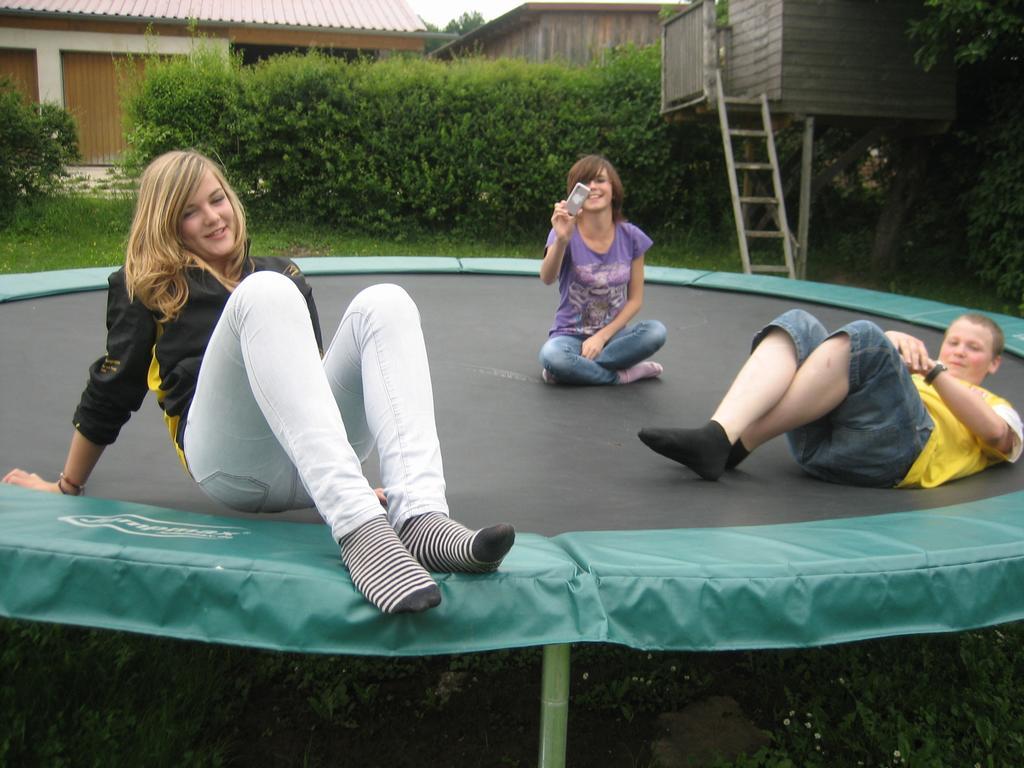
[
  {"left": 575, "top": 45, "right": 727, "bottom": 236},
  {"left": 0, "top": 80, "right": 78, "bottom": 223},
  {"left": 121, "top": 45, "right": 242, "bottom": 175},
  {"left": 965, "top": 78, "right": 1024, "bottom": 312},
  {"left": 122, "top": 46, "right": 728, "bottom": 240}
]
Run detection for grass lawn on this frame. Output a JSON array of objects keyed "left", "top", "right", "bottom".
[
  {"left": 3, "top": 192, "right": 1016, "bottom": 318},
  {"left": 3, "top": 192, "right": 1024, "bottom": 767},
  {"left": 0, "top": 193, "right": 740, "bottom": 273}
]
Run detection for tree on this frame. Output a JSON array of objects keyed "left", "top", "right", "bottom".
[
  {"left": 422, "top": 11, "right": 484, "bottom": 54},
  {"left": 909, "top": 0, "right": 1024, "bottom": 70},
  {"left": 854, "top": 1, "right": 1024, "bottom": 303},
  {"left": 444, "top": 11, "right": 486, "bottom": 36},
  {"left": 907, "top": 0, "right": 1024, "bottom": 310}
]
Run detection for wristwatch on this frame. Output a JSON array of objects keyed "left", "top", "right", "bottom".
[{"left": 924, "top": 362, "right": 948, "bottom": 385}]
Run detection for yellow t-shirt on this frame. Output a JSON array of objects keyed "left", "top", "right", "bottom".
[{"left": 898, "top": 375, "right": 1022, "bottom": 488}]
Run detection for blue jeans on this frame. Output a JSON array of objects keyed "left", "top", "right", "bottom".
[
  {"left": 539, "top": 320, "right": 667, "bottom": 385},
  {"left": 754, "top": 309, "right": 934, "bottom": 487},
  {"left": 184, "top": 273, "right": 448, "bottom": 542}
]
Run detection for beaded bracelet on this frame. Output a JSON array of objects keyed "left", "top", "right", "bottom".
[{"left": 58, "top": 472, "right": 85, "bottom": 496}]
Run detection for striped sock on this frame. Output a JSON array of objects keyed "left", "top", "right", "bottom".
[
  {"left": 399, "top": 512, "right": 515, "bottom": 573},
  {"left": 339, "top": 515, "right": 441, "bottom": 614}
]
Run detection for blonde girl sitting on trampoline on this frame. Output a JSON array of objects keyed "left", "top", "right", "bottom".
[
  {"left": 2, "top": 149, "right": 514, "bottom": 615},
  {"left": 539, "top": 155, "right": 667, "bottom": 385},
  {"left": 639, "top": 309, "right": 1021, "bottom": 488}
]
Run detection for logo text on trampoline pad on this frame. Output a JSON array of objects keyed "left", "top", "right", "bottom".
[
  {"left": 59, "top": 514, "right": 251, "bottom": 540},
  {"left": 463, "top": 364, "right": 534, "bottom": 383}
]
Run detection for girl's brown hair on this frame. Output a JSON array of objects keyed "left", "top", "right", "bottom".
[
  {"left": 566, "top": 154, "right": 625, "bottom": 223},
  {"left": 124, "top": 150, "right": 248, "bottom": 321}
]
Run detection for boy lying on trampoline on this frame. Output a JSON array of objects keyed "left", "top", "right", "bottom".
[
  {"left": 2, "top": 149, "right": 514, "bottom": 615},
  {"left": 639, "top": 309, "right": 1022, "bottom": 488}
]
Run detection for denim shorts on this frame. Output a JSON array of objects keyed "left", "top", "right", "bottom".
[{"left": 752, "top": 309, "right": 934, "bottom": 487}]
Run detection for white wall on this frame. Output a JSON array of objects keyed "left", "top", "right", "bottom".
[{"left": 0, "top": 27, "right": 227, "bottom": 104}]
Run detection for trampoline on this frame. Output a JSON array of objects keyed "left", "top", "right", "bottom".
[{"left": 2, "top": 257, "right": 1024, "bottom": 766}]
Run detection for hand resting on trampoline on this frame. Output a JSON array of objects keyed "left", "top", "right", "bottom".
[
  {"left": 639, "top": 309, "right": 1022, "bottom": 488},
  {"left": 538, "top": 155, "right": 667, "bottom": 386},
  {"left": 2, "top": 149, "right": 515, "bottom": 615}
]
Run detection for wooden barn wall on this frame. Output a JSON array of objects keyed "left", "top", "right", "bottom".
[
  {"left": 474, "top": 18, "right": 536, "bottom": 60},
  {"left": 726, "top": 0, "right": 783, "bottom": 99},
  {"left": 481, "top": 11, "right": 664, "bottom": 65},
  {"left": 0, "top": 47, "right": 38, "bottom": 101},
  {"left": 776, "top": 0, "right": 954, "bottom": 120}
]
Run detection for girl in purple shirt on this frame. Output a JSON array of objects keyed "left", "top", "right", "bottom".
[{"left": 539, "top": 155, "right": 667, "bottom": 385}]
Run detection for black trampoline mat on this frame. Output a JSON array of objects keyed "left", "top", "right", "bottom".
[{"left": 2, "top": 272, "right": 1021, "bottom": 536}]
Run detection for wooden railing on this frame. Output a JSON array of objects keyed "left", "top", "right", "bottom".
[{"left": 661, "top": 0, "right": 728, "bottom": 115}]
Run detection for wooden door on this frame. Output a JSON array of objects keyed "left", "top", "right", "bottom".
[
  {"left": 0, "top": 48, "right": 38, "bottom": 102},
  {"left": 62, "top": 52, "right": 146, "bottom": 164}
]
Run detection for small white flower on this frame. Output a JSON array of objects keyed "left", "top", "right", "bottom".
[
  {"left": 783, "top": 718, "right": 790, "bottom": 726},
  {"left": 670, "top": 666, "right": 677, "bottom": 672},
  {"left": 805, "top": 722, "right": 812, "bottom": 729},
  {"left": 814, "top": 733, "right": 821, "bottom": 740},
  {"left": 582, "top": 672, "right": 589, "bottom": 680},
  {"left": 894, "top": 750, "right": 902, "bottom": 759}
]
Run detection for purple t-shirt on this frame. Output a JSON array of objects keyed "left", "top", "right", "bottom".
[{"left": 546, "top": 222, "right": 653, "bottom": 337}]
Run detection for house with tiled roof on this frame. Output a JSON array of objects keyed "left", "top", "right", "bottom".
[{"left": 0, "top": 0, "right": 431, "bottom": 162}]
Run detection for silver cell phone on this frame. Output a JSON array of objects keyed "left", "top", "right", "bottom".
[{"left": 565, "top": 182, "right": 590, "bottom": 216}]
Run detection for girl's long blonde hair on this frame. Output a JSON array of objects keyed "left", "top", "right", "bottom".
[{"left": 124, "top": 150, "right": 248, "bottom": 321}]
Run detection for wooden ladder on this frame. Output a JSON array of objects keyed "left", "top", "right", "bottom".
[{"left": 715, "top": 74, "right": 796, "bottom": 278}]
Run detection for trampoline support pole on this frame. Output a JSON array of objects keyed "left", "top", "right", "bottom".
[{"left": 537, "top": 643, "right": 571, "bottom": 768}]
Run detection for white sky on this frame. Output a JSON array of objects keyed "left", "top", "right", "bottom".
[
  {"left": 411, "top": 0, "right": 518, "bottom": 28},
  {"left": 410, "top": 1, "right": 665, "bottom": 29}
]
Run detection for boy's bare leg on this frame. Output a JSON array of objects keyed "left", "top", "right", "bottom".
[
  {"left": 710, "top": 329, "right": 800, "bottom": 442},
  {"left": 638, "top": 329, "right": 798, "bottom": 478},
  {"left": 639, "top": 331, "right": 852, "bottom": 479},
  {"left": 736, "top": 334, "right": 851, "bottom": 450}
]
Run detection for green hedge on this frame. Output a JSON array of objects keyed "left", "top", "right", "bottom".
[
  {"left": 122, "top": 46, "right": 727, "bottom": 240},
  {"left": 0, "top": 79, "right": 78, "bottom": 224}
]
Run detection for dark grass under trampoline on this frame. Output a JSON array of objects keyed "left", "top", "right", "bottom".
[{"left": 1, "top": 259, "right": 1024, "bottom": 656}]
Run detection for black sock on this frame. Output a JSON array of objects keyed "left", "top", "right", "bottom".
[
  {"left": 726, "top": 439, "right": 751, "bottom": 470},
  {"left": 637, "top": 421, "right": 732, "bottom": 480},
  {"left": 340, "top": 515, "right": 441, "bottom": 614},
  {"left": 400, "top": 512, "right": 515, "bottom": 573}
]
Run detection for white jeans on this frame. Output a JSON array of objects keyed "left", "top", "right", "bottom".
[{"left": 183, "top": 272, "right": 448, "bottom": 542}]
